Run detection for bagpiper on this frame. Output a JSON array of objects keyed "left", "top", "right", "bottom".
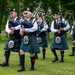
[
  {"left": 0, "top": 8, "right": 21, "bottom": 67},
  {"left": 17, "top": 7, "right": 40, "bottom": 72},
  {"left": 50, "top": 11, "right": 70, "bottom": 62},
  {"left": 35, "top": 14, "right": 48, "bottom": 59}
]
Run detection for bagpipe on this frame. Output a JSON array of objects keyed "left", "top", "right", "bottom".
[
  {"left": 55, "top": 19, "right": 69, "bottom": 36},
  {"left": 20, "top": 2, "right": 42, "bottom": 26},
  {"left": 36, "top": 22, "right": 47, "bottom": 36},
  {"left": 8, "top": 20, "right": 21, "bottom": 38},
  {"left": 36, "top": 22, "right": 44, "bottom": 34},
  {"left": 59, "top": 20, "right": 67, "bottom": 28},
  {"left": 20, "top": 20, "right": 33, "bottom": 28},
  {"left": 9, "top": 20, "right": 19, "bottom": 27},
  {"left": 19, "top": 2, "right": 42, "bottom": 29},
  {"left": 36, "top": 7, "right": 52, "bottom": 33}
]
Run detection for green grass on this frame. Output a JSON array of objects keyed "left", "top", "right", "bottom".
[{"left": 0, "top": 33, "right": 75, "bottom": 75}]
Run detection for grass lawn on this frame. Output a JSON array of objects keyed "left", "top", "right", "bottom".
[{"left": 0, "top": 33, "right": 75, "bottom": 75}]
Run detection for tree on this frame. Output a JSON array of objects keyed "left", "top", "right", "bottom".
[{"left": 0, "top": 0, "right": 74, "bottom": 39}]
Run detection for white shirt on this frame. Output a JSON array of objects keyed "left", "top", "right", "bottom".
[
  {"left": 5, "top": 17, "right": 20, "bottom": 34},
  {"left": 70, "top": 25, "right": 75, "bottom": 35},
  {"left": 41, "top": 21, "right": 48, "bottom": 32},
  {"left": 51, "top": 18, "right": 70, "bottom": 33}
]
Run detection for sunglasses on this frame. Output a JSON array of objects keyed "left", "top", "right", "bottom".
[{"left": 24, "top": 12, "right": 28, "bottom": 14}]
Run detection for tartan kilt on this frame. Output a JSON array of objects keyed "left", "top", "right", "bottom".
[
  {"left": 72, "top": 36, "right": 75, "bottom": 46},
  {"left": 20, "top": 34, "right": 40, "bottom": 53},
  {"left": 37, "top": 36, "right": 48, "bottom": 47},
  {"left": 4, "top": 37, "right": 21, "bottom": 52},
  {"left": 51, "top": 35, "right": 69, "bottom": 50}
]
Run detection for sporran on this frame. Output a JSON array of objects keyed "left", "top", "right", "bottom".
[
  {"left": 55, "top": 36, "right": 61, "bottom": 44},
  {"left": 24, "top": 36, "right": 29, "bottom": 44},
  {"left": 37, "top": 37, "right": 42, "bottom": 44},
  {"left": 8, "top": 40, "right": 14, "bottom": 48}
]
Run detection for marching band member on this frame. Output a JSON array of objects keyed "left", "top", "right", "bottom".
[
  {"left": 0, "top": 9, "right": 21, "bottom": 66},
  {"left": 50, "top": 11, "right": 70, "bottom": 62},
  {"left": 35, "top": 14, "right": 48, "bottom": 59},
  {"left": 69, "top": 20, "right": 75, "bottom": 56},
  {"left": 18, "top": 8, "right": 40, "bottom": 72}
]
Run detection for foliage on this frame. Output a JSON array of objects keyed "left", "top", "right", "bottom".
[{"left": 0, "top": 0, "right": 74, "bottom": 31}]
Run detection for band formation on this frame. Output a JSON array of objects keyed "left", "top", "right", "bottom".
[{"left": 1, "top": 7, "right": 75, "bottom": 72}]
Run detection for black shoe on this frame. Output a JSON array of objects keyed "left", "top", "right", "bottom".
[
  {"left": 30, "top": 68, "right": 34, "bottom": 71},
  {"left": 17, "top": 68, "right": 25, "bottom": 72},
  {"left": 60, "top": 60, "right": 64, "bottom": 63},
  {"left": 52, "top": 58, "right": 58, "bottom": 62},
  {"left": 69, "top": 54, "right": 74, "bottom": 56},
  {"left": 0, "top": 62, "right": 9, "bottom": 67}
]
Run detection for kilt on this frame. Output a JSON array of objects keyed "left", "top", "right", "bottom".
[
  {"left": 20, "top": 34, "right": 40, "bottom": 53},
  {"left": 72, "top": 36, "right": 75, "bottom": 46},
  {"left": 4, "top": 37, "right": 21, "bottom": 52},
  {"left": 51, "top": 35, "right": 68, "bottom": 50},
  {"left": 37, "top": 36, "right": 48, "bottom": 47}
]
